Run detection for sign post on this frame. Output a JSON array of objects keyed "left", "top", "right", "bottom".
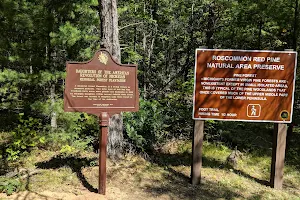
[
  {"left": 191, "top": 46, "right": 207, "bottom": 185},
  {"left": 270, "top": 123, "right": 287, "bottom": 189},
  {"left": 193, "top": 49, "right": 297, "bottom": 188},
  {"left": 191, "top": 120, "right": 204, "bottom": 185},
  {"left": 99, "top": 112, "right": 109, "bottom": 194},
  {"left": 64, "top": 49, "right": 139, "bottom": 195}
]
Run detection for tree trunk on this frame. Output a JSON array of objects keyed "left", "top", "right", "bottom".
[
  {"left": 142, "top": 0, "right": 147, "bottom": 99},
  {"left": 258, "top": 18, "right": 263, "bottom": 50},
  {"left": 293, "top": 0, "right": 299, "bottom": 51},
  {"left": 183, "top": 1, "right": 195, "bottom": 81},
  {"left": 50, "top": 84, "right": 57, "bottom": 130},
  {"left": 99, "top": 0, "right": 123, "bottom": 159},
  {"left": 111, "top": 0, "right": 121, "bottom": 60},
  {"left": 142, "top": 32, "right": 147, "bottom": 99},
  {"left": 206, "top": 3, "right": 215, "bottom": 49},
  {"left": 134, "top": 3, "right": 137, "bottom": 52}
]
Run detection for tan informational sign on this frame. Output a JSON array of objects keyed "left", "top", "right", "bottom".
[
  {"left": 193, "top": 49, "right": 297, "bottom": 123},
  {"left": 64, "top": 49, "right": 139, "bottom": 114}
]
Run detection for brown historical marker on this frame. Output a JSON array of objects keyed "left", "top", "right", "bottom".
[
  {"left": 64, "top": 49, "right": 139, "bottom": 114},
  {"left": 64, "top": 49, "right": 139, "bottom": 194}
]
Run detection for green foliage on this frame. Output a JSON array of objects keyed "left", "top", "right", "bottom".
[
  {"left": 125, "top": 123, "right": 146, "bottom": 150},
  {"left": 0, "top": 69, "right": 26, "bottom": 110},
  {"left": 6, "top": 114, "right": 44, "bottom": 161},
  {"left": 158, "top": 78, "right": 195, "bottom": 138},
  {"left": 124, "top": 99, "right": 168, "bottom": 151},
  {"left": 50, "top": 22, "right": 82, "bottom": 47},
  {"left": 59, "top": 144, "right": 76, "bottom": 155},
  {"left": 0, "top": 2, "right": 300, "bottom": 198},
  {"left": 204, "top": 121, "right": 273, "bottom": 152},
  {"left": 0, "top": 0, "right": 299, "bottom": 166},
  {"left": 44, "top": 129, "right": 95, "bottom": 154},
  {"left": 122, "top": 47, "right": 143, "bottom": 64},
  {"left": 0, "top": 178, "right": 22, "bottom": 195},
  {"left": 42, "top": 112, "right": 98, "bottom": 153}
]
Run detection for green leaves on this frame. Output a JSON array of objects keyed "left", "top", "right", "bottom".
[
  {"left": 0, "top": 69, "right": 26, "bottom": 110},
  {"left": 124, "top": 99, "right": 170, "bottom": 151},
  {"left": 0, "top": 178, "right": 22, "bottom": 195},
  {"left": 125, "top": 123, "right": 146, "bottom": 150},
  {"left": 6, "top": 114, "right": 43, "bottom": 161},
  {"left": 0, "top": 0, "right": 299, "bottom": 164},
  {"left": 50, "top": 22, "right": 82, "bottom": 47}
]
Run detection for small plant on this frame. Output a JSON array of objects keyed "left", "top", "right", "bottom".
[
  {"left": 60, "top": 144, "right": 76, "bottom": 155},
  {"left": 89, "top": 160, "right": 97, "bottom": 167},
  {"left": 0, "top": 178, "right": 22, "bottom": 195}
]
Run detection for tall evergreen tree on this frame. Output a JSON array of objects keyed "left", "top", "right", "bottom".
[{"left": 99, "top": 0, "right": 123, "bottom": 158}]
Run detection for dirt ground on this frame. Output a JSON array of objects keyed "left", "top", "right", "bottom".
[
  {"left": 0, "top": 141, "right": 299, "bottom": 200},
  {"left": 0, "top": 154, "right": 239, "bottom": 200}
]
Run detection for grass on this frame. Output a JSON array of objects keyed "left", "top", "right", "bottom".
[{"left": 0, "top": 132, "right": 300, "bottom": 199}]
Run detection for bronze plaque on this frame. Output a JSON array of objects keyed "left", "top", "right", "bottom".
[
  {"left": 64, "top": 49, "right": 139, "bottom": 114},
  {"left": 193, "top": 49, "right": 297, "bottom": 123}
]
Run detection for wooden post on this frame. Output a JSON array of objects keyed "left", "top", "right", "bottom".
[
  {"left": 191, "top": 120, "right": 205, "bottom": 185},
  {"left": 270, "top": 48, "right": 292, "bottom": 189},
  {"left": 270, "top": 123, "right": 287, "bottom": 189},
  {"left": 99, "top": 112, "right": 109, "bottom": 195},
  {"left": 191, "top": 46, "right": 207, "bottom": 185}
]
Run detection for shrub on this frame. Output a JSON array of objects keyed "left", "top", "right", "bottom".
[
  {"left": 124, "top": 99, "right": 169, "bottom": 152},
  {"left": 43, "top": 113, "right": 98, "bottom": 153},
  {"left": 6, "top": 114, "right": 45, "bottom": 161}
]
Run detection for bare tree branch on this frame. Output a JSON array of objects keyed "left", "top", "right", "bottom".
[{"left": 119, "top": 22, "right": 144, "bottom": 31}]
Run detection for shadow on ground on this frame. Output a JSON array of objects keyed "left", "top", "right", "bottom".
[
  {"left": 36, "top": 155, "right": 98, "bottom": 193},
  {"left": 12, "top": 190, "right": 61, "bottom": 200},
  {"left": 142, "top": 166, "right": 242, "bottom": 200},
  {"left": 151, "top": 150, "right": 269, "bottom": 184},
  {"left": 141, "top": 149, "right": 270, "bottom": 199},
  {"left": 141, "top": 162, "right": 268, "bottom": 200},
  {"left": 215, "top": 122, "right": 300, "bottom": 171}
]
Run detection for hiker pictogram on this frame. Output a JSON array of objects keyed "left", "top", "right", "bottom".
[{"left": 247, "top": 104, "right": 261, "bottom": 117}]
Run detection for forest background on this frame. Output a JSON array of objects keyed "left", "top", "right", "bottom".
[{"left": 0, "top": 0, "right": 300, "bottom": 198}]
